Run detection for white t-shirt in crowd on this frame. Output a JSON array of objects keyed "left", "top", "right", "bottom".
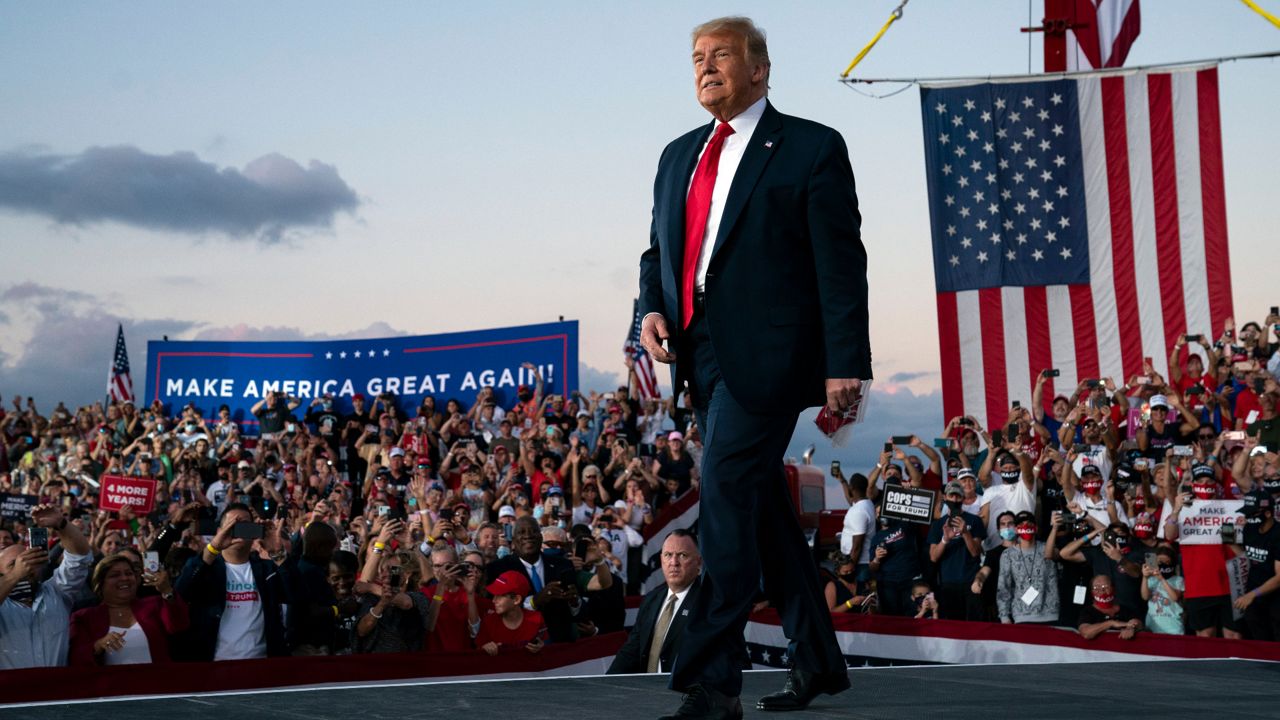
[
  {"left": 978, "top": 477, "right": 1036, "bottom": 550},
  {"left": 206, "top": 480, "right": 230, "bottom": 515},
  {"left": 840, "top": 498, "right": 876, "bottom": 564},
  {"left": 104, "top": 622, "right": 152, "bottom": 666},
  {"left": 215, "top": 561, "right": 267, "bottom": 661},
  {"left": 572, "top": 502, "right": 602, "bottom": 527}
]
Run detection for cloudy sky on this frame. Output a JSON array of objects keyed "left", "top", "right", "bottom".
[{"left": 2, "top": 2, "right": 1277, "bottom": 488}]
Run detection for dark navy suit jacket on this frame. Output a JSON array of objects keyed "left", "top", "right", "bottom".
[{"left": 638, "top": 101, "right": 872, "bottom": 413}]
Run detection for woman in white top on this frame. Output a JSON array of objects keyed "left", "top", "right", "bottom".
[{"left": 69, "top": 552, "right": 189, "bottom": 665}]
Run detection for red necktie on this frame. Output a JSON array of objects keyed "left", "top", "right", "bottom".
[{"left": 681, "top": 122, "right": 735, "bottom": 328}]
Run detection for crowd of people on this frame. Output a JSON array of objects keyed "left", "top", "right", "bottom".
[
  {"left": 0, "top": 363, "right": 705, "bottom": 668},
  {"left": 1, "top": 312, "right": 1277, "bottom": 670},
  {"left": 834, "top": 312, "right": 1280, "bottom": 642}
]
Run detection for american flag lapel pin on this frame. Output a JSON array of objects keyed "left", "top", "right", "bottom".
[
  {"left": 764, "top": 140, "right": 773, "bottom": 148},
  {"left": 681, "top": 609, "right": 689, "bottom": 616}
]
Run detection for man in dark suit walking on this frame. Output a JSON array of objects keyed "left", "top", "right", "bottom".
[
  {"left": 608, "top": 529, "right": 702, "bottom": 675},
  {"left": 638, "top": 16, "right": 871, "bottom": 720}
]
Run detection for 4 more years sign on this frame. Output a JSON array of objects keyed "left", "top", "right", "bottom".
[{"left": 98, "top": 475, "right": 157, "bottom": 514}]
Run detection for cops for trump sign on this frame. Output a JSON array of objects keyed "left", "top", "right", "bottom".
[{"left": 144, "top": 321, "right": 578, "bottom": 431}]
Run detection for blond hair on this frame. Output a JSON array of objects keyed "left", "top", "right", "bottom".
[{"left": 691, "top": 16, "right": 771, "bottom": 83}]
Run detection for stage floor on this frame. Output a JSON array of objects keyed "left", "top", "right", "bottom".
[{"left": 11, "top": 659, "right": 1279, "bottom": 719}]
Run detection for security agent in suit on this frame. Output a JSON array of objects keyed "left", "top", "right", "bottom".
[
  {"left": 638, "top": 17, "right": 869, "bottom": 720},
  {"left": 608, "top": 530, "right": 702, "bottom": 675}
]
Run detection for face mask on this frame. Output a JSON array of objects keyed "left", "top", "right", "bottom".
[
  {"left": 963, "top": 445, "right": 978, "bottom": 458},
  {"left": 1093, "top": 591, "right": 1115, "bottom": 608},
  {"left": 999, "top": 528, "right": 1017, "bottom": 542},
  {"left": 884, "top": 474, "right": 902, "bottom": 486},
  {"left": 1133, "top": 497, "right": 1147, "bottom": 513},
  {"left": 838, "top": 572, "right": 857, "bottom": 582},
  {"left": 944, "top": 500, "right": 963, "bottom": 515},
  {"left": 463, "top": 488, "right": 482, "bottom": 499},
  {"left": 1112, "top": 537, "right": 1130, "bottom": 551},
  {"left": 1158, "top": 564, "right": 1175, "bottom": 578},
  {"left": 496, "top": 546, "right": 511, "bottom": 559},
  {"left": 1082, "top": 480, "right": 1102, "bottom": 495},
  {"left": 1192, "top": 483, "right": 1216, "bottom": 500},
  {"left": 543, "top": 547, "right": 563, "bottom": 557},
  {"left": 1133, "top": 524, "right": 1154, "bottom": 539},
  {"left": 1000, "top": 470, "right": 1020, "bottom": 484},
  {"left": 1015, "top": 525, "right": 1036, "bottom": 541}
]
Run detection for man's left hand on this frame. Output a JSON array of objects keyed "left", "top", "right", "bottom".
[{"left": 825, "top": 378, "right": 864, "bottom": 413}]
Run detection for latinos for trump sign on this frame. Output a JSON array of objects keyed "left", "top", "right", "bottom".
[
  {"left": 145, "top": 321, "right": 578, "bottom": 431},
  {"left": 98, "top": 475, "right": 158, "bottom": 514}
]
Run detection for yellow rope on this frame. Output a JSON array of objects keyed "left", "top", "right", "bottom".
[
  {"left": 1240, "top": 0, "right": 1280, "bottom": 29},
  {"left": 841, "top": 0, "right": 909, "bottom": 78}
]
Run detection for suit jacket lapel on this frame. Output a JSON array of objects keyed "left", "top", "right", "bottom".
[
  {"left": 666, "top": 122, "right": 714, "bottom": 288},
  {"left": 708, "top": 101, "right": 783, "bottom": 266}
]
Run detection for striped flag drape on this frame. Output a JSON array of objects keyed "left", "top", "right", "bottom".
[
  {"left": 108, "top": 323, "right": 135, "bottom": 404},
  {"left": 624, "top": 299, "right": 660, "bottom": 401},
  {"left": 1064, "top": 0, "right": 1142, "bottom": 71},
  {"left": 922, "top": 66, "right": 1232, "bottom": 432}
]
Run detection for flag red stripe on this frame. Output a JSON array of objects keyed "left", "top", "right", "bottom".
[
  {"left": 1196, "top": 68, "right": 1233, "bottom": 329},
  {"left": 1104, "top": 1, "right": 1142, "bottom": 68},
  {"left": 978, "top": 287, "right": 1008, "bottom": 428},
  {"left": 1023, "top": 287, "right": 1054, "bottom": 412},
  {"left": 1146, "top": 72, "right": 1187, "bottom": 353},
  {"left": 1069, "top": 285, "right": 1100, "bottom": 381},
  {"left": 936, "top": 292, "right": 963, "bottom": 423},
  {"left": 1100, "top": 76, "right": 1143, "bottom": 381}
]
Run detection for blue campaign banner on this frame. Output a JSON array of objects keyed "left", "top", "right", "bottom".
[{"left": 144, "top": 321, "right": 578, "bottom": 431}]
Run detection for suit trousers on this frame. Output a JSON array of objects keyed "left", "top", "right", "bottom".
[{"left": 669, "top": 308, "right": 845, "bottom": 697}]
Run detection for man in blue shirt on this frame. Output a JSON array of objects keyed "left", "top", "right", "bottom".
[
  {"left": 928, "top": 481, "right": 987, "bottom": 620},
  {"left": 0, "top": 504, "right": 93, "bottom": 668}
]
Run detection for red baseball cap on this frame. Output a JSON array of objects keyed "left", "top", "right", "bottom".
[{"left": 486, "top": 570, "right": 532, "bottom": 599}]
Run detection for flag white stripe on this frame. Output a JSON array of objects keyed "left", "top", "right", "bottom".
[
  {"left": 1077, "top": 76, "right": 1124, "bottom": 385},
  {"left": 956, "top": 290, "right": 987, "bottom": 427},
  {"left": 1002, "top": 287, "right": 1031, "bottom": 410},
  {"left": 1046, "top": 285, "right": 1079, "bottom": 395},
  {"left": 1170, "top": 70, "right": 1212, "bottom": 349},
  {"left": 1065, "top": 31, "right": 1092, "bottom": 72},
  {"left": 1123, "top": 74, "right": 1168, "bottom": 381}
]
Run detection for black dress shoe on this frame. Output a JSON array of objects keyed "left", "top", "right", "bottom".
[
  {"left": 756, "top": 667, "right": 851, "bottom": 712},
  {"left": 658, "top": 684, "right": 744, "bottom": 720}
]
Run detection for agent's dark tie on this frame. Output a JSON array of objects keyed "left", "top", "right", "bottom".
[
  {"left": 646, "top": 593, "right": 679, "bottom": 673},
  {"left": 681, "top": 122, "right": 735, "bottom": 328}
]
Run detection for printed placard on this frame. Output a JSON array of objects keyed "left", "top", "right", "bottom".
[
  {"left": 98, "top": 475, "right": 157, "bottom": 514},
  {"left": 880, "top": 486, "right": 936, "bottom": 525}
]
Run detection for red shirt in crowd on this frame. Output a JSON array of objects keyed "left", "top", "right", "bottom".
[
  {"left": 424, "top": 584, "right": 492, "bottom": 652},
  {"left": 475, "top": 608, "right": 547, "bottom": 651},
  {"left": 1180, "top": 544, "right": 1235, "bottom": 599}
]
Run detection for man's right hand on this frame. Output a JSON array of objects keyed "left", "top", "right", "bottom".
[{"left": 640, "top": 314, "right": 676, "bottom": 364}]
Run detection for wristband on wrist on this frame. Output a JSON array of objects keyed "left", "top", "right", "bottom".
[
  {"left": 426, "top": 535, "right": 436, "bottom": 545},
  {"left": 369, "top": 609, "right": 383, "bottom": 619},
  {"left": 433, "top": 594, "right": 444, "bottom": 602},
  {"left": 844, "top": 599, "right": 854, "bottom": 610},
  {"left": 206, "top": 543, "right": 221, "bottom": 556}
]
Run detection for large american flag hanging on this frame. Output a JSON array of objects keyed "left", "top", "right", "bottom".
[
  {"left": 107, "top": 323, "right": 135, "bottom": 404},
  {"left": 922, "top": 66, "right": 1232, "bottom": 431},
  {"left": 624, "top": 299, "right": 660, "bottom": 401}
]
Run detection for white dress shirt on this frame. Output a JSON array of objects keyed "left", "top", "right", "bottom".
[
  {"left": 690, "top": 95, "right": 767, "bottom": 293},
  {"left": 642, "top": 95, "right": 768, "bottom": 329}
]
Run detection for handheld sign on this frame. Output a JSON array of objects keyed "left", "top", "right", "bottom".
[
  {"left": 98, "top": 475, "right": 158, "bottom": 514},
  {"left": 0, "top": 493, "right": 37, "bottom": 521},
  {"left": 880, "top": 485, "right": 935, "bottom": 525}
]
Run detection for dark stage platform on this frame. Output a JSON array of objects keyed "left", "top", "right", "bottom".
[{"left": 10, "top": 659, "right": 1278, "bottom": 719}]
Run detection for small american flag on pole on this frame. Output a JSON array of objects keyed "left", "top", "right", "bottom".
[
  {"left": 625, "top": 299, "right": 660, "bottom": 401},
  {"left": 107, "top": 323, "right": 135, "bottom": 404}
]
